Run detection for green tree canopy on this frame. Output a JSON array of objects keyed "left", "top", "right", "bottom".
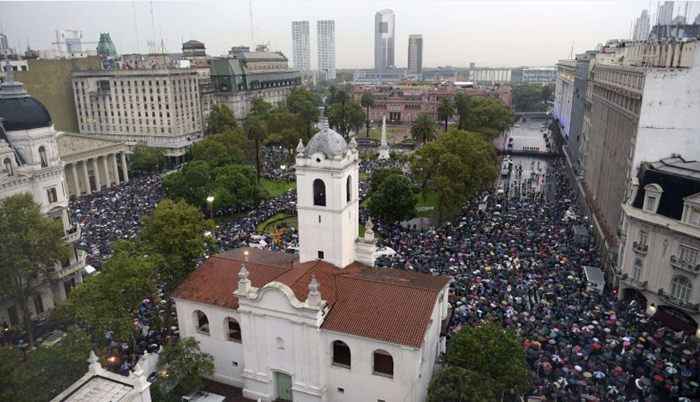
[
  {"left": 369, "top": 167, "right": 403, "bottom": 193},
  {"left": 437, "top": 97, "right": 455, "bottom": 132},
  {"left": 411, "top": 129, "right": 498, "bottom": 222},
  {"left": 243, "top": 114, "right": 268, "bottom": 179},
  {"left": 360, "top": 92, "right": 375, "bottom": 137},
  {"left": 206, "top": 104, "right": 238, "bottom": 134},
  {"left": 156, "top": 337, "right": 214, "bottom": 398},
  {"left": 163, "top": 160, "right": 214, "bottom": 208},
  {"left": 66, "top": 240, "right": 160, "bottom": 341},
  {"left": 327, "top": 100, "right": 365, "bottom": 137},
  {"left": 139, "top": 199, "right": 214, "bottom": 292},
  {"left": 129, "top": 145, "right": 167, "bottom": 175},
  {"left": 411, "top": 113, "right": 438, "bottom": 144},
  {"left": 367, "top": 174, "right": 417, "bottom": 223},
  {"left": 428, "top": 366, "right": 497, "bottom": 402},
  {"left": 444, "top": 322, "right": 530, "bottom": 399},
  {"left": 212, "top": 164, "right": 264, "bottom": 212},
  {"left": 191, "top": 129, "right": 248, "bottom": 167},
  {"left": 465, "top": 96, "right": 514, "bottom": 136},
  {"left": 454, "top": 92, "right": 472, "bottom": 130},
  {"left": 286, "top": 87, "right": 320, "bottom": 139},
  {"left": 0, "top": 193, "right": 70, "bottom": 347}
]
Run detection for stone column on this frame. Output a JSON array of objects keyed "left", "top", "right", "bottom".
[
  {"left": 120, "top": 152, "right": 129, "bottom": 183},
  {"left": 82, "top": 160, "right": 91, "bottom": 195},
  {"left": 102, "top": 155, "right": 111, "bottom": 186},
  {"left": 111, "top": 153, "right": 121, "bottom": 185},
  {"left": 70, "top": 163, "right": 80, "bottom": 196},
  {"left": 92, "top": 158, "right": 101, "bottom": 191}
]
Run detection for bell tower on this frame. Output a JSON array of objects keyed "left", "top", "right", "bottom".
[{"left": 295, "top": 121, "right": 359, "bottom": 268}]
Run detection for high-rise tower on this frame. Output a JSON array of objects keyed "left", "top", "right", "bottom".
[
  {"left": 317, "top": 20, "right": 336, "bottom": 81},
  {"left": 633, "top": 10, "right": 651, "bottom": 41},
  {"left": 408, "top": 34, "right": 423, "bottom": 75},
  {"left": 374, "top": 9, "right": 395, "bottom": 72},
  {"left": 657, "top": 1, "right": 674, "bottom": 25},
  {"left": 291, "top": 21, "right": 311, "bottom": 72}
]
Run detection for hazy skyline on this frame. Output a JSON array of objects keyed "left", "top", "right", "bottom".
[{"left": 2, "top": 1, "right": 699, "bottom": 68}]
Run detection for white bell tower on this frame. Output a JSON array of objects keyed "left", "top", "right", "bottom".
[{"left": 295, "top": 120, "right": 359, "bottom": 268}]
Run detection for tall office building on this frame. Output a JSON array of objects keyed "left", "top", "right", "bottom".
[
  {"left": 0, "top": 33, "right": 8, "bottom": 52},
  {"left": 633, "top": 10, "right": 651, "bottom": 41},
  {"left": 657, "top": 1, "right": 674, "bottom": 25},
  {"left": 291, "top": 21, "right": 311, "bottom": 72},
  {"left": 407, "top": 34, "right": 423, "bottom": 75},
  {"left": 374, "top": 9, "right": 396, "bottom": 72},
  {"left": 317, "top": 20, "right": 336, "bottom": 81}
]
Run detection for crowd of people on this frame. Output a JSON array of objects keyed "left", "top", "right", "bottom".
[{"left": 374, "top": 158, "right": 700, "bottom": 401}]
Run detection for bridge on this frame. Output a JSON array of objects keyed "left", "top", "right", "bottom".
[{"left": 497, "top": 148, "right": 560, "bottom": 158}]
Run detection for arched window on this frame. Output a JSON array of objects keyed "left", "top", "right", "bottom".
[
  {"left": 346, "top": 175, "right": 352, "bottom": 203},
  {"left": 3, "top": 158, "right": 12, "bottom": 176},
  {"left": 671, "top": 276, "right": 692, "bottom": 303},
  {"left": 38, "top": 146, "right": 48, "bottom": 168},
  {"left": 194, "top": 310, "right": 209, "bottom": 334},
  {"left": 226, "top": 318, "right": 242, "bottom": 342},
  {"left": 332, "top": 340, "right": 351, "bottom": 368},
  {"left": 372, "top": 349, "right": 394, "bottom": 377},
  {"left": 313, "top": 178, "right": 326, "bottom": 206}
]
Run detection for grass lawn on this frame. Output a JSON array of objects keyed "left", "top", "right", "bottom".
[
  {"left": 415, "top": 191, "right": 439, "bottom": 218},
  {"left": 367, "top": 126, "right": 408, "bottom": 143},
  {"left": 261, "top": 178, "right": 295, "bottom": 198},
  {"left": 256, "top": 212, "right": 297, "bottom": 234}
]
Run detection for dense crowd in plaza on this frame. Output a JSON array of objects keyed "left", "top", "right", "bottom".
[{"left": 67, "top": 143, "right": 700, "bottom": 401}]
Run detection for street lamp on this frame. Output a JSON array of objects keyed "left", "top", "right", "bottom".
[{"left": 206, "top": 195, "right": 215, "bottom": 219}]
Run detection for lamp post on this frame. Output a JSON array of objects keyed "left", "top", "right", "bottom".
[{"left": 206, "top": 195, "right": 215, "bottom": 219}]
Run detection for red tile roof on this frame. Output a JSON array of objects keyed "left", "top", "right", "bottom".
[{"left": 173, "top": 248, "right": 450, "bottom": 348}]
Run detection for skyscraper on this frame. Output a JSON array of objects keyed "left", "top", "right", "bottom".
[
  {"left": 657, "top": 1, "right": 674, "bottom": 25},
  {"left": 633, "top": 10, "right": 651, "bottom": 41},
  {"left": 317, "top": 20, "right": 336, "bottom": 81},
  {"left": 374, "top": 9, "right": 395, "bottom": 72},
  {"left": 407, "top": 34, "right": 423, "bottom": 75},
  {"left": 0, "top": 33, "right": 8, "bottom": 52},
  {"left": 292, "top": 21, "right": 311, "bottom": 72}
]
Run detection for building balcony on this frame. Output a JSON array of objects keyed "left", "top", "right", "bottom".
[
  {"left": 670, "top": 255, "right": 700, "bottom": 277},
  {"left": 63, "top": 224, "right": 81, "bottom": 243},
  {"left": 632, "top": 241, "right": 648, "bottom": 255},
  {"left": 620, "top": 273, "right": 648, "bottom": 290},
  {"left": 51, "top": 250, "right": 86, "bottom": 280},
  {"left": 658, "top": 290, "right": 700, "bottom": 313}
]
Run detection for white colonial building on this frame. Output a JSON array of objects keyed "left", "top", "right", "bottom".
[
  {"left": 0, "top": 68, "right": 86, "bottom": 326},
  {"left": 619, "top": 156, "right": 700, "bottom": 335},
  {"left": 174, "top": 122, "right": 450, "bottom": 402}
]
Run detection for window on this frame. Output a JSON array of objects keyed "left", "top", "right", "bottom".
[
  {"left": 3, "top": 158, "right": 12, "bottom": 176},
  {"left": 346, "top": 175, "right": 352, "bottom": 203},
  {"left": 313, "top": 179, "right": 326, "bottom": 206},
  {"left": 47, "top": 188, "right": 58, "bottom": 203},
  {"left": 226, "top": 318, "right": 242, "bottom": 342},
  {"left": 318, "top": 250, "right": 325, "bottom": 260},
  {"left": 194, "top": 310, "right": 209, "bottom": 334},
  {"left": 639, "top": 230, "right": 649, "bottom": 246},
  {"left": 680, "top": 245, "right": 699, "bottom": 265},
  {"left": 39, "top": 146, "right": 48, "bottom": 168},
  {"left": 643, "top": 183, "right": 662, "bottom": 213},
  {"left": 646, "top": 195, "right": 657, "bottom": 212},
  {"left": 633, "top": 258, "right": 643, "bottom": 281},
  {"left": 671, "top": 276, "right": 692, "bottom": 303},
  {"left": 332, "top": 340, "right": 351, "bottom": 368},
  {"left": 373, "top": 350, "right": 394, "bottom": 377}
]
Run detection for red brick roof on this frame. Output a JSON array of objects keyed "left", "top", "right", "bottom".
[{"left": 173, "top": 248, "right": 450, "bottom": 348}]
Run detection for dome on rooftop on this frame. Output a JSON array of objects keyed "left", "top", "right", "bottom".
[
  {"left": 305, "top": 123, "right": 348, "bottom": 159},
  {"left": 0, "top": 70, "right": 52, "bottom": 131}
]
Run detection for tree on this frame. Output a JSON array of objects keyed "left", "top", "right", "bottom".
[
  {"left": 437, "top": 97, "right": 455, "bottom": 132},
  {"left": 411, "top": 129, "right": 498, "bottom": 222},
  {"left": 287, "top": 87, "right": 320, "bottom": 140},
  {"left": 428, "top": 366, "right": 497, "bottom": 402},
  {"left": 156, "top": 337, "right": 214, "bottom": 398},
  {"left": 267, "top": 127, "right": 303, "bottom": 160},
  {"left": 250, "top": 98, "right": 273, "bottom": 120},
  {"left": 444, "top": 322, "right": 530, "bottom": 399},
  {"left": 367, "top": 175, "right": 417, "bottom": 223},
  {"left": 369, "top": 167, "right": 403, "bottom": 193},
  {"left": 191, "top": 130, "right": 247, "bottom": 167},
  {"left": 66, "top": 240, "right": 160, "bottom": 342},
  {"left": 140, "top": 199, "right": 214, "bottom": 292},
  {"left": 468, "top": 96, "right": 513, "bottom": 136},
  {"left": 163, "top": 160, "right": 214, "bottom": 207},
  {"left": 327, "top": 100, "right": 365, "bottom": 137},
  {"left": 0, "top": 194, "right": 70, "bottom": 347},
  {"left": 360, "top": 92, "right": 375, "bottom": 137},
  {"left": 542, "top": 83, "right": 555, "bottom": 103},
  {"left": 454, "top": 92, "right": 471, "bottom": 130},
  {"left": 129, "top": 145, "right": 166, "bottom": 174},
  {"left": 212, "top": 164, "right": 263, "bottom": 212},
  {"left": 243, "top": 114, "right": 267, "bottom": 180},
  {"left": 206, "top": 104, "right": 238, "bottom": 134},
  {"left": 411, "top": 113, "right": 438, "bottom": 144}
]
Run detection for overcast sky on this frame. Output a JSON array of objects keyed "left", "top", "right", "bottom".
[{"left": 2, "top": 1, "right": 699, "bottom": 68}]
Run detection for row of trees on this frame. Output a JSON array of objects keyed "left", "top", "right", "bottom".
[
  {"left": 437, "top": 93, "right": 514, "bottom": 137},
  {"left": 512, "top": 83, "right": 555, "bottom": 112}
]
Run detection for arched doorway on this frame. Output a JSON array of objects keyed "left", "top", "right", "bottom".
[{"left": 653, "top": 305, "right": 698, "bottom": 334}]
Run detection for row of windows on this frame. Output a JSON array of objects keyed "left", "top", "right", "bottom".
[{"left": 193, "top": 310, "right": 394, "bottom": 377}]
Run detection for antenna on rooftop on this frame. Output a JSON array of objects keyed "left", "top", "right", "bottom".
[{"left": 569, "top": 41, "right": 575, "bottom": 59}]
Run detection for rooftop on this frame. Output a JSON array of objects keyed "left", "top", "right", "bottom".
[
  {"left": 632, "top": 156, "right": 700, "bottom": 220},
  {"left": 56, "top": 133, "right": 127, "bottom": 160},
  {"left": 174, "top": 248, "right": 449, "bottom": 348}
]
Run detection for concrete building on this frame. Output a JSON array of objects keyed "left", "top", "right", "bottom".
[
  {"left": 173, "top": 123, "right": 449, "bottom": 402},
  {"left": 553, "top": 60, "right": 576, "bottom": 141},
  {"left": 292, "top": 21, "right": 311, "bottom": 73},
  {"left": 56, "top": 133, "right": 129, "bottom": 198},
  {"left": 0, "top": 33, "right": 11, "bottom": 58},
  {"left": 0, "top": 71, "right": 86, "bottom": 327},
  {"left": 210, "top": 50, "right": 301, "bottom": 120},
  {"left": 633, "top": 10, "right": 651, "bottom": 41},
  {"left": 407, "top": 34, "right": 423, "bottom": 76},
  {"left": 317, "top": 20, "right": 336, "bottom": 81},
  {"left": 465, "top": 66, "right": 511, "bottom": 85},
  {"left": 72, "top": 69, "right": 203, "bottom": 160},
  {"left": 581, "top": 39, "right": 700, "bottom": 266},
  {"left": 566, "top": 52, "right": 596, "bottom": 176},
  {"left": 657, "top": 1, "right": 675, "bottom": 25},
  {"left": 374, "top": 9, "right": 396, "bottom": 72},
  {"left": 618, "top": 156, "right": 700, "bottom": 334},
  {"left": 511, "top": 67, "right": 557, "bottom": 84}
]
